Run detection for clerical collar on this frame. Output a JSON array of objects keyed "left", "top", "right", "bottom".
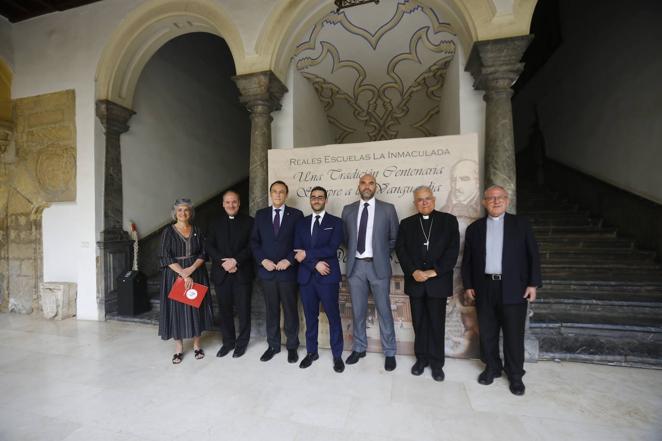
[
  {"left": 489, "top": 213, "right": 505, "bottom": 221},
  {"left": 422, "top": 215, "right": 430, "bottom": 220},
  {"left": 228, "top": 216, "right": 235, "bottom": 219}
]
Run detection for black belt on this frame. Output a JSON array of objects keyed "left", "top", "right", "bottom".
[
  {"left": 485, "top": 274, "right": 502, "bottom": 280},
  {"left": 356, "top": 257, "right": 373, "bottom": 262}
]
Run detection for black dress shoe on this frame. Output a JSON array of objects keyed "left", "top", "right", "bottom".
[
  {"left": 333, "top": 357, "right": 345, "bottom": 373},
  {"left": 260, "top": 347, "right": 279, "bottom": 362},
  {"left": 216, "top": 345, "right": 234, "bottom": 358},
  {"left": 232, "top": 346, "right": 246, "bottom": 358},
  {"left": 410, "top": 359, "right": 428, "bottom": 376},
  {"left": 509, "top": 379, "right": 526, "bottom": 396},
  {"left": 345, "top": 351, "right": 366, "bottom": 365},
  {"left": 299, "top": 352, "right": 319, "bottom": 369},
  {"left": 385, "top": 356, "right": 396, "bottom": 371},
  {"left": 431, "top": 367, "right": 445, "bottom": 382},
  {"left": 287, "top": 348, "right": 299, "bottom": 364},
  {"left": 478, "top": 368, "right": 502, "bottom": 385}
]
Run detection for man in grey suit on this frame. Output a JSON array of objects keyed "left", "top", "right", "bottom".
[{"left": 342, "top": 173, "right": 399, "bottom": 371}]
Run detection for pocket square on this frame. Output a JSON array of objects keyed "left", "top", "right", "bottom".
[{"left": 324, "top": 227, "right": 333, "bottom": 230}]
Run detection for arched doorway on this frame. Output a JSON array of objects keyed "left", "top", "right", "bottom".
[{"left": 95, "top": 0, "right": 249, "bottom": 318}]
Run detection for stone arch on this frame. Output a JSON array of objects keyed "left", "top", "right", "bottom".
[
  {"left": 95, "top": 0, "right": 246, "bottom": 109},
  {"left": 257, "top": 0, "right": 536, "bottom": 83}
]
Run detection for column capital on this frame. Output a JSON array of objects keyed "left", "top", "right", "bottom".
[
  {"left": 233, "top": 71, "right": 288, "bottom": 113},
  {"left": 95, "top": 100, "right": 135, "bottom": 135},
  {"left": 465, "top": 35, "right": 533, "bottom": 92}
]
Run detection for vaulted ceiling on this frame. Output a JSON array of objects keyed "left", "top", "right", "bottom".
[
  {"left": 294, "top": 0, "right": 457, "bottom": 144},
  {"left": 0, "top": 0, "right": 101, "bottom": 23}
]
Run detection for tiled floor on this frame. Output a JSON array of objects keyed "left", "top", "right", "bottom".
[{"left": 0, "top": 313, "right": 660, "bottom": 441}]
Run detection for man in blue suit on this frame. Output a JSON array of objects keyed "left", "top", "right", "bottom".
[
  {"left": 294, "top": 186, "right": 345, "bottom": 373},
  {"left": 251, "top": 180, "right": 304, "bottom": 363}
]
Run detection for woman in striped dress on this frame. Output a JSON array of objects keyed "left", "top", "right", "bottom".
[{"left": 158, "top": 198, "right": 214, "bottom": 364}]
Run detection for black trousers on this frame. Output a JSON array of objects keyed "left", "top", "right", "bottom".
[
  {"left": 476, "top": 279, "right": 527, "bottom": 380},
  {"left": 215, "top": 277, "right": 252, "bottom": 349},
  {"left": 410, "top": 293, "right": 447, "bottom": 368},
  {"left": 261, "top": 279, "right": 299, "bottom": 350}
]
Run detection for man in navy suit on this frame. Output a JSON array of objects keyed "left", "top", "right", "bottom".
[
  {"left": 294, "top": 186, "right": 345, "bottom": 373},
  {"left": 462, "top": 185, "right": 542, "bottom": 396},
  {"left": 251, "top": 181, "right": 303, "bottom": 363}
]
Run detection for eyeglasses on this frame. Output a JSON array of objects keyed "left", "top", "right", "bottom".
[
  {"left": 310, "top": 196, "right": 326, "bottom": 201},
  {"left": 483, "top": 196, "right": 508, "bottom": 203}
]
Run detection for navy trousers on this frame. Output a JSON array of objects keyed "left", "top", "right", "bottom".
[{"left": 300, "top": 281, "right": 344, "bottom": 358}]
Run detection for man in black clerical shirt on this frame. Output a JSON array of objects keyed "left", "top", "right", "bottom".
[
  {"left": 206, "top": 190, "right": 254, "bottom": 358},
  {"left": 395, "top": 185, "right": 459, "bottom": 381}
]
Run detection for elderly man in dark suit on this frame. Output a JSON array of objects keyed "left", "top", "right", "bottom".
[
  {"left": 251, "top": 180, "right": 304, "bottom": 364},
  {"left": 396, "top": 186, "right": 459, "bottom": 381},
  {"left": 462, "top": 185, "right": 542, "bottom": 396},
  {"left": 206, "top": 190, "right": 254, "bottom": 359},
  {"left": 294, "top": 186, "right": 345, "bottom": 373},
  {"left": 342, "top": 173, "right": 399, "bottom": 371}
]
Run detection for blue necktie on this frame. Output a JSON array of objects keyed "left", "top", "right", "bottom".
[
  {"left": 311, "top": 215, "right": 321, "bottom": 246},
  {"left": 273, "top": 208, "right": 281, "bottom": 236},
  {"left": 357, "top": 202, "right": 369, "bottom": 254}
]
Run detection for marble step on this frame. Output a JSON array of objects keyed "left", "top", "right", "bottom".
[
  {"left": 536, "top": 288, "right": 662, "bottom": 303},
  {"left": 533, "top": 225, "right": 618, "bottom": 236},
  {"left": 537, "top": 237, "right": 635, "bottom": 248},
  {"left": 540, "top": 260, "right": 660, "bottom": 270},
  {"left": 538, "top": 249, "right": 656, "bottom": 260},
  {"left": 529, "top": 217, "right": 598, "bottom": 227},
  {"left": 531, "top": 323, "right": 662, "bottom": 367},
  {"left": 531, "top": 301, "right": 662, "bottom": 327},
  {"left": 542, "top": 273, "right": 662, "bottom": 287}
]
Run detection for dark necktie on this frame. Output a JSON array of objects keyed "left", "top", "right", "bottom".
[
  {"left": 273, "top": 208, "right": 281, "bottom": 236},
  {"left": 311, "top": 215, "right": 321, "bottom": 246},
  {"left": 357, "top": 202, "right": 369, "bottom": 254}
]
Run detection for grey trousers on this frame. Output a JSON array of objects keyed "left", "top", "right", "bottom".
[{"left": 347, "top": 259, "right": 397, "bottom": 356}]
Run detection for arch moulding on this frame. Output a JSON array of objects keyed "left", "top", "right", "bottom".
[
  {"left": 256, "top": 0, "right": 536, "bottom": 84},
  {"left": 95, "top": 0, "right": 247, "bottom": 109}
]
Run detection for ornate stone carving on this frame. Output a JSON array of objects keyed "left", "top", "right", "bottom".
[
  {"left": 36, "top": 146, "right": 76, "bottom": 199},
  {"left": 0, "top": 119, "right": 12, "bottom": 155}
]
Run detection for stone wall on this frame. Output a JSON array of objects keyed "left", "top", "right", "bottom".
[{"left": 0, "top": 90, "right": 76, "bottom": 313}]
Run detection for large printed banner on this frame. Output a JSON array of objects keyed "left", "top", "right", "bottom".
[{"left": 268, "top": 134, "right": 481, "bottom": 357}]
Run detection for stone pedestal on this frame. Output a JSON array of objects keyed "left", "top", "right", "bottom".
[
  {"left": 40, "top": 282, "right": 77, "bottom": 320},
  {"left": 96, "top": 100, "right": 135, "bottom": 316},
  {"left": 233, "top": 71, "right": 287, "bottom": 216},
  {"left": 465, "top": 35, "right": 532, "bottom": 212}
]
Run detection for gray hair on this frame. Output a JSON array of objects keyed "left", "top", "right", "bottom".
[
  {"left": 483, "top": 185, "right": 509, "bottom": 197},
  {"left": 171, "top": 198, "right": 195, "bottom": 221},
  {"left": 413, "top": 185, "right": 434, "bottom": 196}
]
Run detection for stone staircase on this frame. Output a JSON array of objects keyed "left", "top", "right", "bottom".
[
  {"left": 106, "top": 179, "right": 249, "bottom": 325},
  {"left": 518, "top": 186, "right": 662, "bottom": 368}
]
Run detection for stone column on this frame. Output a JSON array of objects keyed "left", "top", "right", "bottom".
[
  {"left": 95, "top": 100, "right": 135, "bottom": 315},
  {"left": 232, "top": 71, "right": 287, "bottom": 216},
  {"left": 233, "top": 71, "right": 287, "bottom": 337},
  {"left": 466, "top": 35, "right": 532, "bottom": 213}
]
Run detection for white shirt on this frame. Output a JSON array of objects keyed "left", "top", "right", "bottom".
[
  {"left": 355, "top": 197, "right": 376, "bottom": 258},
  {"left": 310, "top": 211, "right": 325, "bottom": 234},
  {"left": 485, "top": 213, "right": 505, "bottom": 274},
  {"left": 271, "top": 205, "right": 286, "bottom": 223}
]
